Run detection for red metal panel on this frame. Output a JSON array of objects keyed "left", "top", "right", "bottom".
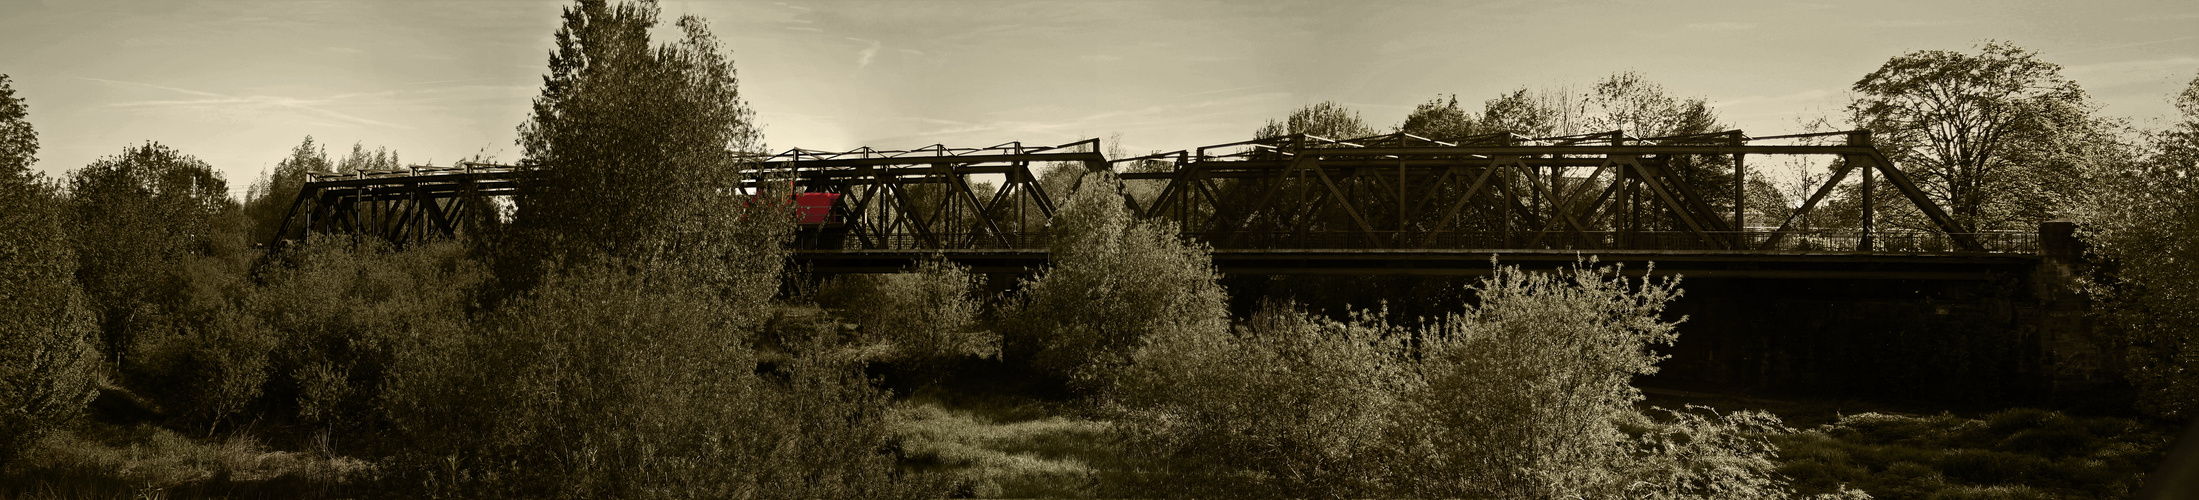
[{"left": 795, "top": 192, "right": 840, "bottom": 224}]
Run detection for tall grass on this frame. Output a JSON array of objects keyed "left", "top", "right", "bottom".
[
  {"left": 1, "top": 421, "right": 369, "bottom": 498},
  {"left": 889, "top": 400, "right": 1116, "bottom": 498}
]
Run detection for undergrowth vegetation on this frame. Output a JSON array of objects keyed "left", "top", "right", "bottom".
[{"left": 1776, "top": 409, "right": 2171, "bottom": 499}]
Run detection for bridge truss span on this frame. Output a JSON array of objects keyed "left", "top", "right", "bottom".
[
  {"left": 274, "top": 130, "right": 2040, "bottom": 274},
  {"left": 270, "top": 162, "right": 519, "bottom": 246},
  {"left": 754, "top": 138, "right": 1107, "bottom": 250},
  {"left": 1115, "top": 129, "right": 1990, "bottom": 253}
]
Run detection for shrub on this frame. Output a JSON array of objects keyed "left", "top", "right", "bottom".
[
  {"left": 66, "top": 142, "right": 238, "bottom": 356},
  {"left": 1000, "top": 171, "right": 1230, "bottom": 389},
  {"left": 1102, "top": 260, "right": 1827, "bottom": 499},
  {"left": 117, "top": 238, "right": 485, "bottom": 442},
  {"left": 1395, "top": 261, "right": 1683, "bottom": 498},
  {"left": 125, "top": 303, "right": 277, "bottom": 433},
  {"left": 0, "top": 171, "right": 100, "bottom": 465},
  {"left": 1110, "top": 303, "right": 1411, "bottom": 498},
  {"left": 1621, "top": 407, "right": 1803, "bottom": 499},
  {"left": 255, "top": 238, "right": 484, "bottom": 444},
  {"left": 381, "top": 263, "right": 941, "bottom": 498},
  {"left": 819, "top": 257, "right": 995, "bottom": 372}
]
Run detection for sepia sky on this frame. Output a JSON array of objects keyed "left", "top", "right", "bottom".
[{"left": 2, "top": 0, "right": 2195, "bottom": 198}]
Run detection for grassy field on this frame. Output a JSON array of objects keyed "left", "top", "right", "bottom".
[
  {"left": 6, "top": 381, "right": 2178, "bottom": 499},
  {"left": 1769, "top": 410, "right": 2170, "bottom": 499},
  {"left": 1, "top": 421, "right": 369, "bottom": 498},
  {"left": 891, "top": 399, "right": 1117, "bottom": 498},
  {"left": 1641, "top": 388, "right": 2177, "bottom": 498}
]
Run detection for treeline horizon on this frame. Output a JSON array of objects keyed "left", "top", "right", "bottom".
[{"left": 5, "top": 0, "right": 2199, "bottom": 497}]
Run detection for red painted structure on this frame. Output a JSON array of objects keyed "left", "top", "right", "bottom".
[{"left": 794, "top": 192, "right": 841, "bottom": 224}]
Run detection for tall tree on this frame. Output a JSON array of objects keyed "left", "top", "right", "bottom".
[
  {"left": 1257, "top": 101, "right": 1376, "bottom": 140},
  {"left": 66, "top": 143, "right": 234, "bottom": 354},
  {"left": 1469, "top": 75, "right": 1731, "bottom": 232},
  {"left": 1479, "top": 86, "right": 1590, "bottom": 138},
  {"left": 243, "top": 136, "right": 330, "bottom": 244},
  {"left": 0, "top": 76, "right": 33, "bottom": 177},
  {"left": 1850, "top": 41, "right": 2101, "bottom": 230},
  {"left": 2081, "top": 73, "right": 2199, "bottom": 420},
  {"left": 1589, "top": 72, "right": 1733, "bottom": 226},
  {"left": 1477, "top": 75, "right": 1720, "bottom": 141},
  {"left": 515, "top": 0, "right": 785, "bottom": 302},
  {"left": 1400, "top": 94, "right": 1477, "bottom": 140},
  {"left": 333, "top": 142, "right": 399, "bottom": 174},
  {"left": 1587, "top": 72, "right": 1723, "bottom": 139},
  {"left": 1588, "top": 71, "right": 1682, "bottom": 138},
  {"left": 0, "top": 74, "right": 100, "bottom": 466}
]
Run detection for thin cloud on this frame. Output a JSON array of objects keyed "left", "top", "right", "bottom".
[
  {"left": 2043, "top": 36, "right": 2199, "bottom": 57},
  {"left": 401, "top": 77, "right": 497, "bottom": 86},
  {"left": 877, "top": 91, "right": 1293, "bottom": 146},
  {"left": 79, "top": 77, "right": 224, "bottom": 98},
  {"left": 2122, "top": 12, "right": 2199, "bottom": 22},
  {"left": 2063, "top": 56, "right": 2199, "bottom": 80},
  {"left": 848, "top": 37, "right": 881, "bottom": 69},
  {"left": 1685, "top": 22, "right": 1756, "bottom": 31},
  {"left": 85, "top": 77, "right": 408, "bottom": 129},
  {"left": 1177, "top": 83, "right": 1288, "bottom": 98},
  {"left": 1711, "top": 88, "right": 1837, "bottom": 108},
  {"left": 1869, "top": 19, "right": 1968, "bottom": 28}
]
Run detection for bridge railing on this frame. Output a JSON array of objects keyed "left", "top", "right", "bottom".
[
  {"left": 794, "top": 229, "right": 2039, "bottom": 254},
  {"left": 1216, "top": 230, "right": 2038, "bottom": 253},
  {"left": 794, "top": 230, "right": 1053, "bottom": 251}
]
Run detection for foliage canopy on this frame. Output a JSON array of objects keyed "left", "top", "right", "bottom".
[
  {"left": 514, "top": 0, "right": 788, "bottom": 302},
  {"left": 0, "top": 75, "right": 99, "bottom": 467},
  {"left": 1851, "top": 41, "right": 2107, "bottom": 230}
]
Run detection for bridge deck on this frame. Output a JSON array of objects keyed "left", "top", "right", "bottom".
[{"left": 793, "top": 248, "right": 2039, "bottom": 280}]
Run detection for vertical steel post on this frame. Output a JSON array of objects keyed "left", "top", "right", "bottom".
[
  {"left": 1854, "top": 131, "right": 1877, "bottom": 252},
  {"left": 1734, "top": 153, "right": 1746, "bottom": 232}
]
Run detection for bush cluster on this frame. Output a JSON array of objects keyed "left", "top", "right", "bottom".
[
  {"left": 1001, "top": 171, "right": 1232, "bottom": 390},
  {"left": 818, "top": 257, "right": 996, "bottom": 373},
  {"left": 1105, "top": 264, "right": 1823, "bottom": 498},
  {"left": 0, "top": 165, "right": 100, "bottom": 467},
  {"left": 380, "top": 262, "right": 932, "bottom": 498},
  {"left": 85, "top": 237, "right": 949, "bottom": 498},
  {"left": 1013, "top": 175, "right": 1837, "bottom": 498}
]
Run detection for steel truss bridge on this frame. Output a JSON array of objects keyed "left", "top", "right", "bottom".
[{"left": 272, "top": 130, "right": 2047, "bottom": 279}]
